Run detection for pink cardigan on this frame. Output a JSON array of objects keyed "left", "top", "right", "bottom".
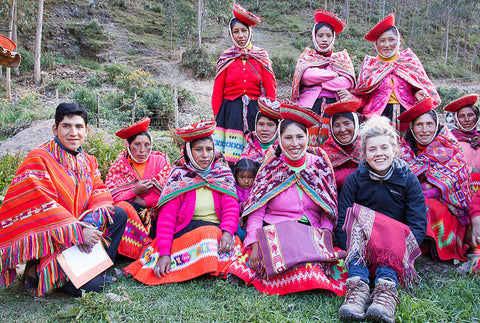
[
  {"left": 244, "top": 164, "right": 334, "bottom": 247},
  {"left": 297, "top": 65, "right": 352, "bottom": 108},
  {"left": 156, "top": 189, "right": 239, "bottom": 255}
]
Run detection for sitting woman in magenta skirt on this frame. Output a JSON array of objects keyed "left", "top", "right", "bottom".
[
  {"left": 105, "top": 118, "right": 172, "bottom": 259},
  {"left": 336, "top": 116, "right": 426, "bottom": 323},
  {"left": 124, "top": 120, "right": 240, "bottom": 284},
  {"left": 228, "top": 103, "right": 347, "bottom": 296},
  {"left": 291, "top": 9, "right": 355, "bottom": 146},
  {"left": 351, "top": 13, "right": 440, "bottom": 134},
  {"left": 240, "top": 96, "right": 280, "bottom": 164},
  {"left": 321, "top": 100, "right": 362, "bottom": 192},
  {"left": 398, "top": 98, "right": 472, "bottom": 261},
  {"left": 212, "top": 3, "right": 276, "bottom": 165},
  {"left": 444, "top": 94, "right": 480, "bottom": 192}
]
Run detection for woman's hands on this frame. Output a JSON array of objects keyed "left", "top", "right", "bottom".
[
  {"left": 218, "top": 231, "right": 235, "bottom": 253},
  {"left": 415, "top": 89, "right": 429, "bottom": 101},
  {"left": 154, "top": 255, "right": 171, "bottom": 278},
  {"left": 134, "top": 179, "right": 153, "bottom": 196},
  {"left": 337, "top": 89, "right": 354, "bottom": 101},
  {"left": 248, "top": 242, "right": 260, "bottom": 271}
]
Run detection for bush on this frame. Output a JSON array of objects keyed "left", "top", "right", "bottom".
[
  {"left": 139, "top": 85, "right": 175, "bottom": 129},
  {"left": 436, "top": 86, "right": 466, "bottom": 110},
  {"left": 271, "top": 54, "right": 296, "bottom": 82},
  {"left": 0, "top": 92, "right": 42, "bottom": 137},
  {"left": 83, "top": 133, "right": 124, "bottom": 181},
  {"left": 0, "top": 153, "right": 24, "bottom": 200},
  {"left": 16, "top": 47, "right": 55, "bottom": 74},
  {"left": 114, "top": 69, "right": 154, "bottom": 96},
  {"left": 67, "top": 19, "right": 110, "bottom": 57},
  {"left": 73, "top": 86, "right": 98, "bottom": 112},
  {"left": 181, "top": 48, "right": 216, "bottom": 78},
  {"left": 104, "top": 63, "right": 130, "bottom": 84},
  {"left": 57, "top": 80, "right": 75, "bottom": 94},
  {"left": 87, "top": 71, "right": 103, "bottom": 88}
]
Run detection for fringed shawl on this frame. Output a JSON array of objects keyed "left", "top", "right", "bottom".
[
  {"left": 343, "top": 203, "right": 420, "bottom": 289},
  {"left": 321, "top": 137, "right": 361, "bottom": 168},
  {"left": 105, "top": 151, "right": 172, "bottom": 204},
  {"left": 240, "top": 132, "right": 278, "bottom": 163},
  {"left": 451, "top": 129, "right": 480, "bottom": 149},
  {"left": 242, "top": 150, "right": 338, "bottom": 222},
  {"left": 215, "top": 46, "right": 274, "bottom": 79},
  {"left": 0, "top": 140, "right": 114, "bottom": 295},
  {"left": 157, "top": 153, "right": 237, "bottom": 208},
  {"left": 354, "top": 48, "right": 440, "bottom": 106},
  {"left": 399, "top": 126, "right": 472, "bottom": 224},
  {"left": 291, "top": 48, "right": 356, "bottom": 102}
]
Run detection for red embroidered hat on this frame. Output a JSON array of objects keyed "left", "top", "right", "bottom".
[
  {"left": 176, "top": 119, "right": 217, "bottom": 142},
  {"left": 115, "top": 117, "right": 151, "bottom": 139},
  {"left": 314, "top": 9, "right": 346, "bottom": 34},
  {"left": 280, "top": 102, "right": 322, "bottom": 128},
  {"left": 0, "top": 34, "right": 16, "bottom": 51},
  {"left": 365, "top": 13, "right": 395, "bottom": 42},
  {"left": 324, "top": 100, "right": 361, "bottom": 116},
  {"left": 258, "top": 96, "right": 282, "bottom": 120},
  {"left": 233, "top": 3, "right": 262, "bottom": 26},
  {"left": 398, "top": 97, "right": 435, "bottom": 123},
  {"left": 444, "top": 94, "right": 479, "bottom": 113}
]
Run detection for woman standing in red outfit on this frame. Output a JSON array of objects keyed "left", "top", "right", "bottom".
[{"left": 212, "top": 3, "right": 276, "bottom": 165}]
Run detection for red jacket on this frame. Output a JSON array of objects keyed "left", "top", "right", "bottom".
[
  {"left": 155, "top": 189, "right": 239, "bottom": 255},
  {"left": 211, "top": 58, "right": 276, "bottom": 115}
]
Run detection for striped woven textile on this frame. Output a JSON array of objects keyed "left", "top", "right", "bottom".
[{"left": 0, "top": 140, "right": 114, "bottom": 296}]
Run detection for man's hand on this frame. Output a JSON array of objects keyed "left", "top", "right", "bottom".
[{"left": 79, "top": 226, "right": 102, "bottom": 253}]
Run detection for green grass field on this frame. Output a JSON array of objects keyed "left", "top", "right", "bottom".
[{"left": 1, "top": 256, "right": 479, "bottom": 322}]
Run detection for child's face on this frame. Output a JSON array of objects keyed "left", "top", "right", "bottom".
[{"left": 236, "top": 170, "right": 256, "bottom": 190}]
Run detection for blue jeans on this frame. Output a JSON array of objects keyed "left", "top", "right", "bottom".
[{"left": 348, "top": 256, "right": 399, "bottom": 288}]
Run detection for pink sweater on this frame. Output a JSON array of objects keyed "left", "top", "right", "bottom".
[
  {"left": 297, "top": 65, "right": 352, "bottom": 108},
  {"left": 156, "top": 189, "right": 239, "bottom": 255},
  {"left": 244, "top": 174, "right": 334, "bottom": 247}
]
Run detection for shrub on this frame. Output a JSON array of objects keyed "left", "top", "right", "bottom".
[
  {"left": 104, "top": 63, "right": 130, "bottom": 84},
  {"left": 83, "top": 133, "right": 124, "bottom": 181},
  {"left": 73, "top": 86, "right": 98, "bottom": 113},
  {"left": 57, "top": 80, "right": 75, "bottom": 94},
  {"left": 271, "top": 54, "right": 296, "bottom": 82},
  {"left": 0, "top": 153, "right": 24, "bottom": 200},
  {"left": 139, "top": 85, "right": 175, "bottom": 129},
  {"left": 114, "top": 69, "right": 154, "bottom": 96},
  {"left": 181, "top": 48, "right": 216, "bottom": 78},
  {"left": 16, "top": 47, "right": 55, "bottom": 74},
  {"left": 0, "top": 92, "right": 42, "bottom": 137},
  {"left": 87, "top": 71, "right": 103, "bottom": 88},
  {"left": 436, "top": 86, "right": 466, "bottom": 109},
  {"left": 67, "top": 19, "right": 110, "bottom": 57}
]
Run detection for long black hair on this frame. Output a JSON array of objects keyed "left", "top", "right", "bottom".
[{"left": 234, "top": 158, "right": 260, "bottom": 180}]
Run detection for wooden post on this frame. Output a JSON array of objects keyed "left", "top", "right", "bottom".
[
  {"left": 6, "top": 0, "right": 15, "bottom": 101},
  {"left": 174, "top": 86, "right": 178, "bottom": 129},
  {"left": 97, "top": 94, "right": 100, "bottom": 127},
  {"left": 55, "top": 88, "right": 59, "bottom": 106},
  {"left": 13, "top": 0, "right": 19, "bottom": 76},
  {"left": 34, "top": 0, "right": 44, "bottom": 86},
  {"left": 197, "top": 0, "right": 203, "bottom": 49},
  {"left": 131, "top": 92, "right": 137, "bottom": 123}
]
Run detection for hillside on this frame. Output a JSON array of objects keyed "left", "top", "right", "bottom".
[{"left": 0, "top": 0, "right": 479, "bottom": 141}]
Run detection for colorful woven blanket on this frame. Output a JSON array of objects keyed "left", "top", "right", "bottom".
[
  {"left": 451, "top": 128, "right": 479, "bottom": 149},
  {"left": 243, "top": 151, "right": 337, "bottom": 221},
  {"left": 354, "top": 48, "right": 440, "bottom": 107},
  {"left": 0, "top": 140, "right": 114, "bottom": 295},
  {"left": 399, "top": 125, "right": 472, "bottom": 225},
  {"left": 321, "top": 136, "right": 361, "bottom": 168},
  {"left": 215, "top": 46, "right": 274, "bottom": 79},
  {"left": 343, "top": 203, "right": 421, "bottom": 288},
  {"left": 123, "top": 226, "right": 241, "bottom": 284},
  {"left": 157, "top": 154, "right": 237, "bottom": 208},
  {"left": 291, "top": 48, "right": 355, "bottom": 102},
  {"left": 240, "top": 132, "right": 277, "bottom": 163}
]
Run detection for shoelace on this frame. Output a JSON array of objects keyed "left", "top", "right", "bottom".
[
  {"left": 345, "top": 281, "right": 368, "bottom": 304},
  {"left": 370, "top": 285, "right": 399, "bottom": 310}
]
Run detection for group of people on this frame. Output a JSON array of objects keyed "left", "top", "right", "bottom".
[{"left": 0, "top": 3, "right": 479, "bottom": 323}]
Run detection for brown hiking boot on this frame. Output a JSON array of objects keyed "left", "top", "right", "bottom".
[
  {"left": 338, "top": 276, "right": 370, "bottom": 321},
  {"left": 365, "top": 278, "right": 399, "bottom": 323}
]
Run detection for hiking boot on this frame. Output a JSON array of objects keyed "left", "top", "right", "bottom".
[
  {"left": 338, "top": 276, "right": 370, "bottom": 321},
  {"left": 365, "top": 278, "right": 399, "bottom": 323}
]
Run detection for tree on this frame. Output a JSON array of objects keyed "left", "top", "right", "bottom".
[
  {"left": 6, "top": 0, "right": 16, "bottom": 101},
  {"left": 34, "top": 0, "right": 44, "bottom": 86},
  {"left": 197, "top": 0, "right": 203, "bottom": 49}
]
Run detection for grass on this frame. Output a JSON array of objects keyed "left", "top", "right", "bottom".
[{"left": 1, "top": 256, "right": 479, "bottom": 322}]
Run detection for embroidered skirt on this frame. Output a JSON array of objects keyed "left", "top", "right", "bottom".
[
  {"left": 123, "top": 225, "right": 241, "bottom": 285},
  {"left": 214, "top": 96, "right": 259, "bottom": 163},
  {"left": 310, "top": 97, "right": 336, "bottom": 146}
]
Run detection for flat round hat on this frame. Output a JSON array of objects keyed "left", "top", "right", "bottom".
[
  {"left": 364, "top": 13, "right": 395, "bottom": 42},
  {"left": 258, "top": 96, "right": 282, "bottom": 120},
  {"left": 176, "top": 119, "right": 216, "bottom": 142},
  {"left": 0, "top": 35, "right": 16, "bottom": 51},
  {"left": 233, "top": 3, "right": 262, "bottom": 26},
  {"left": 280, "top": 102, "right": 322, "bottom": 128},
  {"left": 324, "top": 100, "right": 361, "bottom": 116},
  {"left": 398, "top": 97, "right": 435, "bottom": 123},
  {"left": 115, "top": 117, "right": 151, "bottom": 139},
  {"left": 444, "top": 94, "right": 479, "bottom": 113},
  {"left": 314, "top": 9, "right": 346, "bottom": 34}
]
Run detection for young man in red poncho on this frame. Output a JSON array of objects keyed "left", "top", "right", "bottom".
[{"left": 0, "top": 103, "right": 126, "bottom": 297}]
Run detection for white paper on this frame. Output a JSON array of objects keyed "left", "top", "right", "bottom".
[{"left": 61, "top": 242, "right": 110, "bottom": 277}]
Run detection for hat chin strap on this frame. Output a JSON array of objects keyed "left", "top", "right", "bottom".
[
  {"left": 229, "top": 18, "right": 252, "bottom": 49},
  {"left": 409, "top": 110, "right": 439, "bottom": 146},
  {"left": 375, "top": 27, "right": 400, "bottom": 59},
  {"left": 127, "top": 146, "right": 151, "bottom": 164},
  {"left": 330, "top": 112, "right": 359, "bottom": 146},
  {"left": 455, "top": 108, "right": 480, "bottom": 132},
  {"left": 186, "top": 141, "right": 214, "bottom": 172},
  {"left": 312, "top": 24, "right": 335, "bottom": 54}
]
